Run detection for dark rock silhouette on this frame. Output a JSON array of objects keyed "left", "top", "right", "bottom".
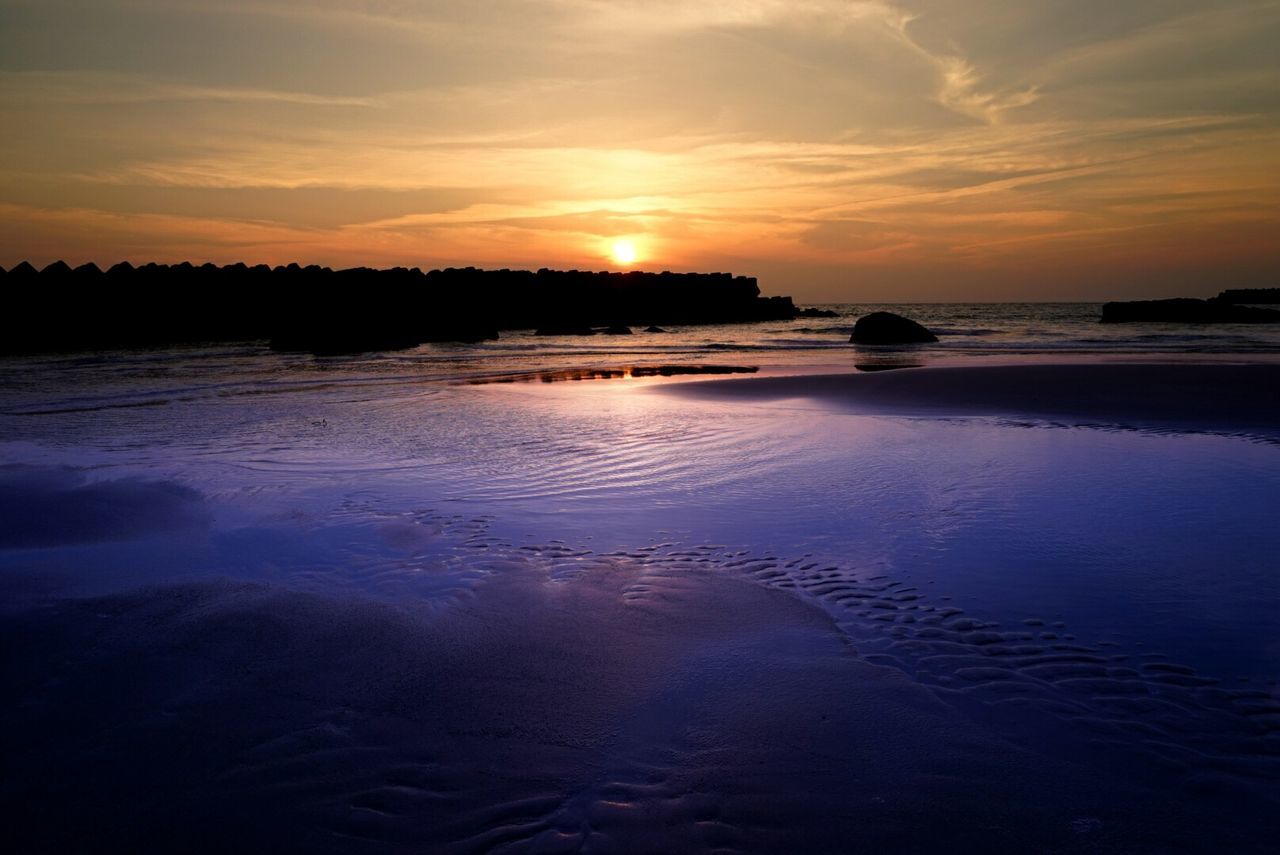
[
  {"left": 850, "top": 312, "right": 938, "bottom": 344},
  {"left": 1216, "top": 288, "right": 1280, "bottom": 304},
  {"left": 430, "top": 267, "right": 795, "bottom": 330},
  {"left": 603, "top": 325, "right": 632, "bottom": 335},
  {"left": 8, "top": 260, "right": 37, "bottom": 278},
  {"left": 1100, "top": 299, "right": 1280, "bottom": 324},
  {"left": 644, "top": 325, "right": 667, "bottom": 333},
  {"left": 0, "top": 261, "right": 799, "bottom": 356},
  {"left": 798, "top": 307, "right": 839, "bottom": 318}
]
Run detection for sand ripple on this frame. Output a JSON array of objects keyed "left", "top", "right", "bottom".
[{"left": 5, "top": 524, "right": 1275, "bottom": 852}]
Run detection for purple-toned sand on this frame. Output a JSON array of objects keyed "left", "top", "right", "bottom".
[
  {"left": 660, "top": 362, "right": 1280, "bottom": 432},
  {"left": 2, "top": 355, "right": 1277, "bottom": 852}
]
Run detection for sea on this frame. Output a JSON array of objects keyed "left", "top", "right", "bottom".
[{"left": 1, "top": 303, "right": 1277, "bottom": 852}]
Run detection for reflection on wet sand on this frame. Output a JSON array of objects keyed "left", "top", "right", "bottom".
[
  {"left": 853, "top": 361, "right": 926, "bottom": 373},
  {"left": 463, "top": 364, "right": 759, "bottom": 384},
  {"left": 852, "top": 345, "right": 929, "bottom": 373}
]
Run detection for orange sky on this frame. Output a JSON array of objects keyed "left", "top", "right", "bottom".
[{"left": 2, "top": 1, "right": 1278, "bottom": 300}]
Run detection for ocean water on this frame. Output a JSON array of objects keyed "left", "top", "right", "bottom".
[
  {"left": 5, "top": 303, "right": 1278, "bottom": 407},
  {"left": 1, "top": 306, "right": 1278, "bottom": 852}
]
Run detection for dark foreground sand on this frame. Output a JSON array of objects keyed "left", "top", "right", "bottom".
[
  {"left": 7, "top": 547, "right": 1274, "bottom": 854},
  {"left": 661, "top": 362, "right": 1280, "bottom": 434}
]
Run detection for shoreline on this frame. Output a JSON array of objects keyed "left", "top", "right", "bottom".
[{"left": 657, "top": 362, "right": 1280, "bottom": 434}]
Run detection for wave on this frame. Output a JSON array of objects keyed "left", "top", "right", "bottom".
[
  {"left": 703, "top": 341, "right": 849, "bottom": 351},
  {"left": 3, "top": 373, "right": 451, "bottom": 416},
  {"left": 940, "top": 340, "right": 1280, "bottom": 353}
]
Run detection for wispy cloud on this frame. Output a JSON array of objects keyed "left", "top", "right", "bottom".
[
  {"left": 0, "top": 71, "right": 378, "bottom": 107},
  {"left": 933, "top": 56, "right": 1039, "bottom": 123}
]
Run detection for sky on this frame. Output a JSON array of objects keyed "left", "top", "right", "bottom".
[{"left": 1, "top": 0, "right": 1278, "bottom": 301}]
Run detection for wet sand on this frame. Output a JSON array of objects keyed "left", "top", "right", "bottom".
[
  {"left": 7, "top": 534, "right": 1274, "bottom": 853},
  {"left": 660, "top": 362, "right": 1280, "bottom": 434},
  {"left": 2, "top": 358, "right": 1278, "bottom": 852},
  {"left": 3, "top": 502, "right": 1277, "bottom": 853}
]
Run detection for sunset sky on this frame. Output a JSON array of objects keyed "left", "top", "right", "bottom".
[{"left": 2, "top": 0, "right": 1278, "bottom": 300}]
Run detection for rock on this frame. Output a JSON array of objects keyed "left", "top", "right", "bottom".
[
  {"left": 1100, "top": 299, "right": 1280, "bottom": 324},
  {"left": 644, "top": 326, "right": 667, "bottom": 333},
  {"left": 850, "top": 311, "right": 938, "bottom": 344},
  {"left": 1216, "top": 288, "right": 1280, "bottom": 304},
  {"left": 430, "top": 267, "right": 797, "bottom": 327},
  {"left": 0, "top": 261, "right": 802, "bottom": 355},
  {"left": 797, "top": 307, "right": 839, "bottom": 318}
]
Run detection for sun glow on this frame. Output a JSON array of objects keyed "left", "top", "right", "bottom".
[{"left": 611, "top": 239, "right": 639, "bottom": 266}]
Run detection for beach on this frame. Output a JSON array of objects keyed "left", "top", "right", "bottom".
[
  {"left": 8, "top": 0, "right": 1280, "bottom": 847},
  {"left": 662, "top": 362, "right": 1280, "bottom": 433},
  {"left": 1, "top": 336, "right": 1278, "bottom": 852}
]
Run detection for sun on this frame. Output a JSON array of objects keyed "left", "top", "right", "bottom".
[{"left": 611, "top": 239, "right": 639, "bottom": 266}]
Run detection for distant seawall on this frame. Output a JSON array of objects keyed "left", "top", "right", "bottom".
[
  {"left": 0, "top": 261, "right": 799, "bottom": 355},
  {"left": 1216, "top": 288, "right": 1280, "bottom": 304}
]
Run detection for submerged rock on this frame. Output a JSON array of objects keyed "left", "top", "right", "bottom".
[
  {"left": 850, "top": 311, "right": 938, "bottom": 344},
  {"left": 644, "top": 325, "right": 667, "bottom": 333},
  {"left": 797, "top": 307, "right": 839, "bottom": 318},
  {"left": 603, "top": 324, "right": 633, "bottom": 335}
]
